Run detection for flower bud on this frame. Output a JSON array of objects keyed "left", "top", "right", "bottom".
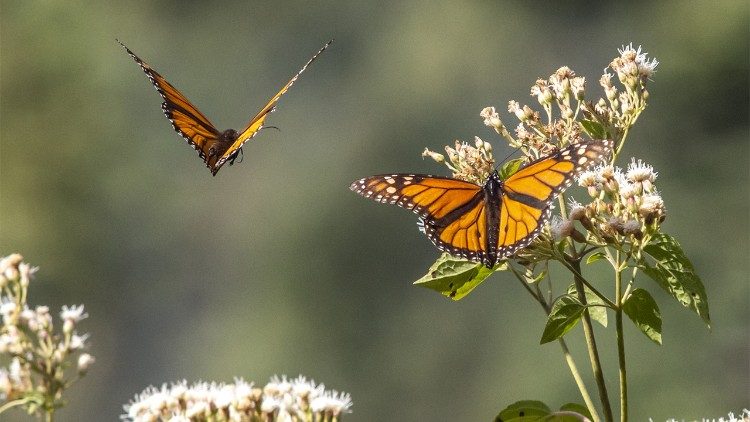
[
  {"left": 570, "top": 227, "right": 587, "bottom": 243},
  {"left": 480, "top": 107, "right": 503, "bottom": 129},
  {"left": 569, "top": 206, "right": 586, "bottom": 221},
  {"left": 422, "top": 148, "right": 445, "bottom": 163}
]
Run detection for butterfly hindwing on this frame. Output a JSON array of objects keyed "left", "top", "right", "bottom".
[{"left": 215, "top": 40, "right": 334, "bottom": 170}]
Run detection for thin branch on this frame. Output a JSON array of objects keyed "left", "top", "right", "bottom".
[{"left": 569, "top": 258, "right": 614, "bottom": 422}]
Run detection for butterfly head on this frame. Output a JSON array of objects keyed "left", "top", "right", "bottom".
[{"left": 220, "top": 129, "right": 239, "bottom": 143}]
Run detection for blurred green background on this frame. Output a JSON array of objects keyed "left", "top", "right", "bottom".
[{"left": 1, "top": 0, "right": 748, "bottom": 420}]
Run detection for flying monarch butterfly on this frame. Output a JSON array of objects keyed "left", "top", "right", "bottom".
[
  {"left": 118, "top": 39, "right": 332, "bottom": 175},
  {"left": 350, "top": 139, "right": 612, "bottom": 268}
]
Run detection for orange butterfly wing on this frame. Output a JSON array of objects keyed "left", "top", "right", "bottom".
[
  {"left": 120, "top": 39, "right": 332, "bottom": 175},
  {"left": 351, "top": 139, "right": 612, "bottom": 267},
  {"left": 350, "top": 174, "right": 495, "bottom": 264},
  {"left": 213, "top": 40, "right": 333, "bottom": 171},
  {"left": 118, "top": 40, "right": 223, "bottom": 168},
  {"left": 496, "top": 139, "right": 613, "bottom": 257}
]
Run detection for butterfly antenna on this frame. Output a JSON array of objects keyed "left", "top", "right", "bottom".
[{"left": 493, "top": 147, "right": 521, "bottom": 173}]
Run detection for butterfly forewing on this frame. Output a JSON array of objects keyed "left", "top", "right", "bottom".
[
  {"left": 215, "top": 40, "right": 334, "bottom": 170},
  {"left": 350, "top": 174, "right": 497, "bottom": 263},
  {"left": 118, "top": 40, "right": 222, "bottom": 165},
  {"left": 495, "top": 138, "right": 613, "bottom": 259}
]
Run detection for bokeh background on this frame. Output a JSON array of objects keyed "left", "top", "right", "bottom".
[{"left": 1, "top": 1, "right": 747, "bottom": 420}]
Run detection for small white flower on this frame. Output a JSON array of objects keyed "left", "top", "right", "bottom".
[
  {"left": 549, "top": 216, "right": 572, "bottom": 240},
  {"left": 233, "top": 378, "right": 255, "bottom": 411},
  {"left": 480, "top": 106, "right": 502, "bottom": 128},
  {"left": 291, "top": 375, "right": 315, "bottom": 398},
  {"left": 260, "top": 395, "right": 281, "bottom": 413},
  {"left": 570, "top": 76, "right": 586, "bottom": 100},
  {"left": 60, "top": 304, "right": 88, "bottom": 324},
  {"left": 214, "top": 385, "right": 234, "bottom": 409},
  {"left": 17, "top": 263, "right": 37, "bottom": 288},
  {"left": 626, "top": 158, "right": 657, "bottom": 181},
  {"left": 618, "top": 181, "right": 637, "bottom": 202},
  {"left": 169, "top": 381, "right": 188, "bottom": 401},
  {"left": 577, "top": 170, "right": 600, "bottom": 187},
  {"left": 0, "top": 299, "right": 17, "bottom": 321},
  {"left": 619, "top": 43, "right": 659, "bottom": 78},
  {"left": 0, "top": 254, "right": 23, "bottom": 274},
  {"left": 185, "top": 400, "right": 209, "bottom": 418},
  {"left": 77, "top": 353, "right": 95, "bottom": 374},
  {"left": 622, "top": 220, "right": 641, "bottom": 235},
  {"left": 639, "top": 192, "right": 665, "bottom": 216},
  {"left": 567, "top": 198, "right": 583, "bottom": 211},
  {"left": 69, "top": 332, "right": 89, "bottom": 350},
  {"left": 311, "top": 390, "right": 353, "bottom": 416}
]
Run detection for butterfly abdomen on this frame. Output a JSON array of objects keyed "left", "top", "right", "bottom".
[{"left": 481, "top": 173, "right": 504, "bottom": 267}]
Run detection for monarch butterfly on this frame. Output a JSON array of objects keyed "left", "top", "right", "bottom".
[
  {"left": 119, "top": 39, "right": 332, "bottom": 175},
  {"left": 350, "top": 139, "right": 612, "bottom": 268}
]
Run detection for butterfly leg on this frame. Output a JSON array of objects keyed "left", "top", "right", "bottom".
[{"left": 228, "top": 148, "right": 243, "bottom": 166}]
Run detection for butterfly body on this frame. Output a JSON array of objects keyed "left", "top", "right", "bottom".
[
  {"left": 119, "top": 39, "right": 332, "bottom": 175},
  {"left": 351, "top": 139, "right": 612, "bottom": 267}
]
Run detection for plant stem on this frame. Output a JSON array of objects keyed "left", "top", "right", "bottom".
[
  {"left": 569, "top": 258, "right": 614, "bottom": 422},
  {"left": 558, "top": 258, "right": 616, "bottom": 309},
  {"left": 614, "top": 250, "right": 628, "bottom": 422},
  {"left": 0, "top": 398, "right": 30, "bottom": 413},
  {"left": 558, "top": 338, "right": 601, "bottom": 422},
  {"left": 508, "top": 264, "right": 601, "bottom": 422}
]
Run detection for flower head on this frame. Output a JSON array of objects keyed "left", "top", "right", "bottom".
[{"left": 124, "top": 375, "right": 351, "bottom": 421}]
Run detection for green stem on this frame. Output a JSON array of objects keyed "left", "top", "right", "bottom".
[
  {"left": 569, "top": 258, "right": 614, "bottom": 422},
  {"left": 614, "top": 250, "right": 628, "bottom": 422},
  {"left": 558, "top": 258, "right": 616, "bottom": 309},
  {"left": 509, "top": 264, "right": 601, "bottom": 422},
  {"left": 0, "top": 398, "right": 31, "bottom": 413},
  {"left": 557, "top": 338, "right": 601, "bottom": 422}
]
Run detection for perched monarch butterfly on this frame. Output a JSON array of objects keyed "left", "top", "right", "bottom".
[
  {"left": 350, "top": 139, "right": 612, "bottom": 268},
  {"left": 119, "top": 39, "right": 332, "bottom": 175}
]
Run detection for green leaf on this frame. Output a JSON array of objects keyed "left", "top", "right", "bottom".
[
  {"left": 500, "top": 158, "right": 526, "bottom": 180},
  {"left": 495, "top": 400, "right": 551, "bottom": 421},
  {"left": 579, "top": 119, "right": 607, "bottom": 139},
  {"left": 413, "top": 253, "right": 504, "bottom": 300},
  {"left": 585, "top": 251, "right": 607, "bottom": 265},
  {"left": 567, "top": 284, "right": 608, "bottom": 327},
  {"left": 558, "top": 403, "right": 592, "bottom": 419},
  {"left": 641, "top": 233, "right": 710, "bottom": 327},
  {"left": 495, "top": 401, "right": 591, "bottom": 422},
  {"left": 622, "top": 288, "right": 662, "bottom": 345},
  {"left": 540, "top": 295, "right": 584, "bottom": 344}
]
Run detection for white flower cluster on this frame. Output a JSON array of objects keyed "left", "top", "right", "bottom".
[
  {"left": 594, "top": 43, "right": 657, "bottom": 138},
  {"left": 659, "top": 409, "right": 750, "bottom": 422},
  {"left": 123, "top": 375, "right": 352, "bottom": 422},
  {"left": 0, "top": 253, "right": 94, "bottom": 414},
  {"left": 567, "top": 158, "right": 665, "bottom": 244},
  {"left": 423, "top": 137, "right": 494, "bottom": 185}
]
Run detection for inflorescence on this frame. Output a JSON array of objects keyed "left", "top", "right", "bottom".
[{"left": 122, "top": 375, "right": 352, "bottom": 422}]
